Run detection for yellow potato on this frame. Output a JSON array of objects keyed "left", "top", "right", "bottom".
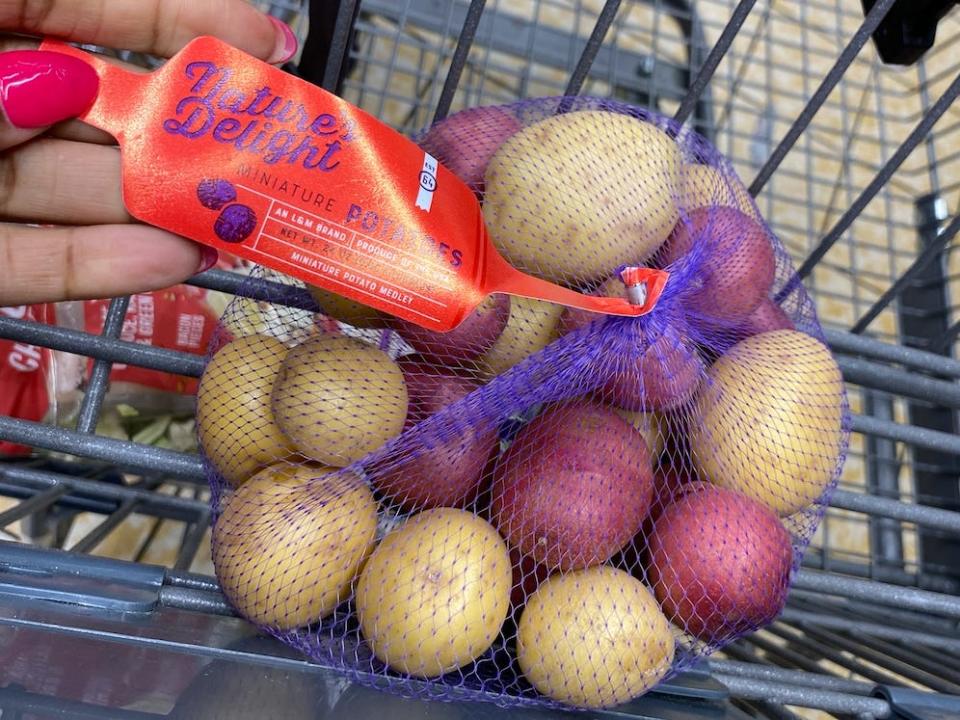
[
  {"left": 517, "top": 567, "right": 674, "bottom": 708},
  {"left": 355, "top": 508, "right": 511, "bottom": 678},
  {"left": 308, "top": 285, "right": 385, "bottom": 328},
  {"left": 484, "top": 111, "right": 681, "bottom": 285},
  {"left": 213, "top": 463, "right": 378, "bottom": 630},
  {"left": 479, "top": 296, "right": 562, "bottom": 377},
  {"left": 614, "top": 408, "right": 668, "bottom": 458},
  {"left": 197, "top": 335, "right": 294, "bottom": 486},
  {"left": 273, "top": 336, "right": 408, "bottom": 466},
  {"left": 681, "top": 164, "right": 759, "bottom": 220},
  {"left": 690, "top": 329, "right": 844, "bottom": 515}
]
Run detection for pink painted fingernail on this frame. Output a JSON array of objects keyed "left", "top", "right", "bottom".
[
  {"left": 196, "top": 245, "right": 220, "bottom": 274},
  {"left": 268, "top": 16, "right": 299, "bottom": 64},
  {"left": 0, "top": 50, "right": 99, "bottom": 129}
]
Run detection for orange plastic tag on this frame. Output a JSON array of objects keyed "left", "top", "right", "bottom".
[{"left": 40, "top": 37, "right": 667, "bottom": 331}]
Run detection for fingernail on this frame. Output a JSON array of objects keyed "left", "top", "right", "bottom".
[
  {"left": 196, "top": 245, "right": 219, "bottom": 274},
  {"left": 268, "top": 16, "right": 298, "bottom": 64},
  {"left": 0, "top": 50, "right": 99, "bottom": 129}
]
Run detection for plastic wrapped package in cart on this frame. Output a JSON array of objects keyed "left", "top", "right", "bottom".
[{"left": 197, "top": 98, "right": 849, "bottom": 709}]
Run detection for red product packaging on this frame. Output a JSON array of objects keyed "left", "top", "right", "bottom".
[
  {"left": 0, "top": 304, "right": 54, "bottom": 456},
  {"left": 40, "top": 37, "right": 667, "bottom": 332},
  {"left": 84, "top": 286, "right": 219, "bottom": 395}
]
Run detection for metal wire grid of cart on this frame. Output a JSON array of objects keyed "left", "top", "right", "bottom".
[{"left": 0, "top": 1, "right": 959, "bottom": 718}]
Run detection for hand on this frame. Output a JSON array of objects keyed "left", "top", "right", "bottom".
[{"left": 0, "top": 0, "right": 299, "bottom": 305}]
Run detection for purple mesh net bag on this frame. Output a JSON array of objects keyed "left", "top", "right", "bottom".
[{"left": 197, "top": 97, "right": 850, "bottom": 710}]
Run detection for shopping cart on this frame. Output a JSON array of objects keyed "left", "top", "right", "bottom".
[{"left": 0, "top": 1, "right": 959, "bottom": 717}]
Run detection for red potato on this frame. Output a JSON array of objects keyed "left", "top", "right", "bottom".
[
  {"left": 601, "top": 325, "right": 705, "bottom": 412},
  {"left": 491, "top": 401, "right": 654, "bottom": 572},
  {"left": 370, "top": 362, "right": 498, "bottom": 511},
  {"left": 660, "top": 207, "right": 775, "bottom": 321},
  {"left": 647, "top": 485, "right": 793, "bottom": 642},
  {"left": 733, "top": 298, "right": 794, "bottom": 341},
  {"left": 388, "top": 294, "right": 510, "bottom": 364},
  {"left": 398, "top": 360, "right": 480, "bottom": 429},
  {"left": 419, "top": 106, "right": 522, "bottom": 190}
]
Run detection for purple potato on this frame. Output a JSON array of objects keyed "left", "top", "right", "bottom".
[
  {"left": 197, "top": 178, "right": 237, "bottom": 210},
  {"left": 214, "top": 204, "right": 257, "bottom": 244}
]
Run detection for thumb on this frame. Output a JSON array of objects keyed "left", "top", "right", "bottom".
[{"left": 0, "top": 50, "right": 99, "bottom": 149}]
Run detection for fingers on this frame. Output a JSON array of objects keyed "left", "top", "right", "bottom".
[
  {"left": 0, "top": 138, "right": 129, "bottom": 224},
  {"left": 0, "top": 38, "right": 135, "bottom": 146},
  {"left": 0, "top": 0, "right": 298, "bottom": 63},
  {"left": 47, "top": 119, "right": 116, "bottom": 145},
  {"left": 0, "top": 138, "right": 222, "bottom": 304},
  {"left": 0, "top": 49, "right": 99, "bottom": 150},
  {"left": 0, "top": 223, "right": 216, "bottom": 305}
]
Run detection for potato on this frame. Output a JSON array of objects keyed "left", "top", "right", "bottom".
[
  {"left": 419, "top": 106, "right": 522, "bottom": 190},
  {"left": 614, "top": 408, "right": 668, "bottom": 459},
  {"left": 370, "top": 362, "right": 497, "bottom": 510},
  {"left": 387, "top": 294, "right": 510, "bottom": 364},
  {"left": 682, "top": 164, "right": 758, "bottom": 220},
  {"left": 517, "top": 567, "right": 674, "bottom": 708},
  {"left": 355, "top": 508, "right": 511, "bottom": 677},
  {"left": 648, "top": 485, "right": 793, "bottom": 641},
  {"left": 601, "top": 324, "right": 705, "bottom": 412},
  {"left": 197, "top": 335, "right": 294, "bottom": 485},
  {"left": 479, "top": 296, "right": 562, "bottom": 377},
  {"left": 491, "top": 402, "right": 653, "bottom": 571},
  {"left": 733, "top": 297, "right": 794, "bottom": 342},
  {"left": 484, "top": 111, "right": 681, "bottom": 285},
  {"left": 273, "top": 336, "right": 408, "bottom": 466},
  {"left": 308, "top": 285, "right": 385, "bottom": 329},
  {"left": 659, "top": 207, "right": 775, "bottom": 321},
  {"left": 212, "top": 463, "right": 378, "bottom": 630},
  {"left": 690, "top": 329, "right": 844, "bottom": 515}
]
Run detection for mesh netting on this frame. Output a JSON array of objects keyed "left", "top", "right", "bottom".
[{"left": 197, "top": 97, "right": 850, "bottom": 710}]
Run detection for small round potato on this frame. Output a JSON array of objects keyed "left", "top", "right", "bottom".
[
  {"left": 483, "top": 111, "right": 681, "bottom": 285},
  {"left": 479, "top": 296, "right": 562, "bottom": 378},
  {"left": 690, "top": 329, "right": 844, "bottom": 515},
  {"left": 517, "top": 567, "right": 674, "bottom": 708},
  {"left": 355, "top": 508, "right": 512, "bottom": 677},
  {"left": 197, "top": 335, "right": 294, "bottom": 486},
  {"left": 212, "top": 463, "right": 378, "bottom": 630},
  {"left": 273, "top": 336, "right": 408, "bottom": 467}
]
